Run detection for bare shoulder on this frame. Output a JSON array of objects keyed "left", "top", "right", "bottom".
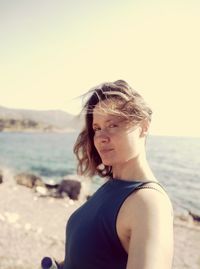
[
  {"left": 134, "top": 181, "right": 173, "bottom": 206},
  {"left": 124, "top": 182, "right": 174, "bottom": 268},
  {"left": 124, "top": 182, "right": 174, "bottom": 226}
]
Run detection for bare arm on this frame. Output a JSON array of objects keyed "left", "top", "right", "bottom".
[{"left": 126, "top": 189, "right": 174, "bottom": 269}]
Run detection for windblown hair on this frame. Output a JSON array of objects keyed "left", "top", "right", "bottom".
[{"left": 73, "top": 80, "right": 153, "bottom": 178}]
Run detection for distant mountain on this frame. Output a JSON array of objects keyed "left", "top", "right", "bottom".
[{"left": 0, "top": 106, "right": 83, "bottom": 132}]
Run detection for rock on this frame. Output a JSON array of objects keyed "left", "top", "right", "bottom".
[
  {"left": 14, "top": 172, "right": 45, "bottom": 188},
  {"left": 34, "top": 179, "right": 59, "bottom": 197},
  {"left": 56, "top": 179, "right": 81, "bottom": 200},
  {"left": 44, "top": 179, "right": 60, "bottom": 189},
  {"left": 0, "top": 170, "right": 3, "bottom": 184},
  {"left": 35, "top": 186, "right": 49, "bottom": 196},
  {"left": 178, "top": 209, "right": 191, "bottom": 222},
  {"left": 188, "top": 210, "right": 200, "bottom": 223}
]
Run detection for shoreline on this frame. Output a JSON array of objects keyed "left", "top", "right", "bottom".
[
  {"left": 0, "top": 128, "right": 76, "bottom": 134},
  {"left": 0, "top": 172, "right": 200, "bottom": 269}
]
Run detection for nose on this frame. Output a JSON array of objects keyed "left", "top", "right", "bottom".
[{"left": 94, "top": 129, "right": 110, "bottom": 143}]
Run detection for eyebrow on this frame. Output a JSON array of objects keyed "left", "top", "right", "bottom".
[{"left": 92, "top": 119, "right": 115, "bottom": 126}]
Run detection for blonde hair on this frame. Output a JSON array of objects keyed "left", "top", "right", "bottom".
[{"left": 73, "top": 80, "right": 152, "bottom": 178}]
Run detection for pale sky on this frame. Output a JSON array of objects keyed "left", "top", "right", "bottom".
[{"left": 0, "top": 0, "right": 199, "bottom": 137}]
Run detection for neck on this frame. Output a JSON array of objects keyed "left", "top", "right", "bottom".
[{"left": 112, "top": 152, "right": 157, "bottom": 182}]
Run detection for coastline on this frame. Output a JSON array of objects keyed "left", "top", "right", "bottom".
[
  {"left": 0, "top": 172, "right": 200, "bottom": 269},
  {"left": 0, "top": 128, "right": 76, "bottom": 133}
]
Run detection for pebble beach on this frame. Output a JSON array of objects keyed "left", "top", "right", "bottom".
[{"left": 0, "top": 170, "right": 200, "bottom": 269}]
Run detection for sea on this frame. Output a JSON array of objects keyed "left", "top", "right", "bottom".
[{"left": 0, "top": 132, "right": 200, "bottom": 217}]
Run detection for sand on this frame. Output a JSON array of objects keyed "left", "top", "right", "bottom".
[{"left": 0, "top": 171, "right": 200, "bottom": 269}]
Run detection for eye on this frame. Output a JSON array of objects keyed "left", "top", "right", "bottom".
[
  {"left": 108, "top": 123, "right": 117, "bottom": 128},
  {"left": 93, "top": 127, "right": 101, "bottom": 132}
]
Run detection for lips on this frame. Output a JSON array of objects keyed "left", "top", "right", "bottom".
[{"left": 99, "top": 148, "right": 114, "bottom": 154}]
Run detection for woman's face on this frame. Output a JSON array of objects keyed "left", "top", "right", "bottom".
[{"left": 92, "top": 100, "right": 145, "bottom": 167}]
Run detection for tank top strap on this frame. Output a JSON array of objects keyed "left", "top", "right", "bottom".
[{"left": 135, "top": 180, "right": 167, "bottom": 195}]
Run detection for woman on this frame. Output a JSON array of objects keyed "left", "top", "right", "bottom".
[{"left": 59, "top": 80, "right": 174, "bottom": 269}]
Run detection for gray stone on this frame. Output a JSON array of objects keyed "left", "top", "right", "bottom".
[
  {"left": 188, "top": 210, "right": 200, "bottom": 223},
  {"left": 56, "top": 179, "right": 81, "bottom": 200},
  {"left": 0, "top": 170, "right": 3, "bottom": 184},
  {"left": 14, "top": 172, "right": 45, "bottom": 188}
]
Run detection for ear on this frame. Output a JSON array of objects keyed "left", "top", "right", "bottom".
[{"left": 140, "top": 119, "right": 150, "bottom": 137}]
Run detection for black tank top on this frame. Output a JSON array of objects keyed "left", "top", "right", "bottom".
[{"left": 63, "top": 178, "right": 165, "bottom": 269}]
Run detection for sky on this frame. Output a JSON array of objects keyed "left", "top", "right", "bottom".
[{"left": 0, "top": 0, "right": 200, "bottom": 137}]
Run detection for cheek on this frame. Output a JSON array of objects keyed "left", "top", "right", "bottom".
[
  {"left": 118, "top": 133, "right": 140, "bottom": 153},
  {"left": 93, "top": 134, "right": 98, "bottom": 144},
  {"left": 93, "top": 136, "right": 100, "bottom": 152}
]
